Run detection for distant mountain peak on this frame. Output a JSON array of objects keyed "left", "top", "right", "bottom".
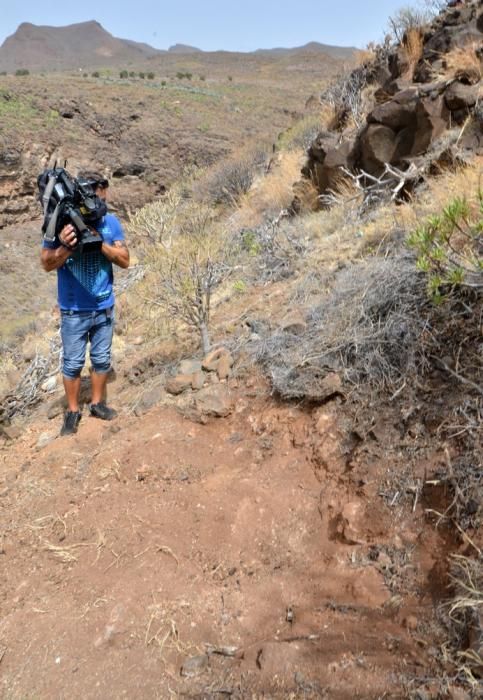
[{"left": 168, "top": 43, "right": 202, "bottom": 53}]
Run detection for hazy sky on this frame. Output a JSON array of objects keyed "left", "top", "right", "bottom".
[{"left": 0, "top": 0, "right": 417, "bottom": 52}]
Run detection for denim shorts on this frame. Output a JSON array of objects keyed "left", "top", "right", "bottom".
[{"left": 60, "top": 307, "right": 114, "bottom": 378}]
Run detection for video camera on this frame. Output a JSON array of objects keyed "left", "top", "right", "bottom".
[{"left": 37, "top": 164, "right": 107, "bottom": 253}]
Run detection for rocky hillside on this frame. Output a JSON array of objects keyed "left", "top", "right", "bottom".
[{"left": 296, "top": 0, "right": 483, "bottom": 207}]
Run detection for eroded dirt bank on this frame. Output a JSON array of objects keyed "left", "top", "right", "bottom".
[{"left": 0, "top": 372, "right": 456, "bottom": 699}]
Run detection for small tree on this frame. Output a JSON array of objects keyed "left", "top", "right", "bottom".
[
  {"left": 120, "top": 70, "right": 128, "bottom": 79},
  {"left": 407, "top": 192, "right": 483, "bottom": 302},
  {"left": 15, "top": 68, "right": 29, "bottom": 76},
  {"left": 147, "top": 71, "right": 155, "bottom": 80},
  {"left": 139, "top": 71, "right": 145, "bottom": 79},
  {"left": 388, "top": 6, "right": 430, "bottom": 43},
  {"left": 129, "top": 198, "right": 232, "bottom": 353}
]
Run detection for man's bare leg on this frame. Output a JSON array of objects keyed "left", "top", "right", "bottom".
[
  {"left": 90, "top": 371, "right": 108, "bottom": 405},
  {"left": 63, "top": 376, "right": 81, "bottom": 412}
]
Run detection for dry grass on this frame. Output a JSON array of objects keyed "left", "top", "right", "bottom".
[
  {"left": 402, "top": 27, "right": 425, "bottom": 79},
  {"left": 277, "top": 108, "right": 336, "bottom": 150},
  {"left": 232, "top": 149, "right": 305, "bottom": 228},
  {"left": 438, "top": 43, "right": 482, "bottom": 83},
  {"left": 442, "top": 555, "right": 483, "bottom": 687},
  {"left": 354, "top": 48, "right": 377, "bottom": 67},
  {"left": 396, "top": 159, "right": 483, "bottom": 228}
]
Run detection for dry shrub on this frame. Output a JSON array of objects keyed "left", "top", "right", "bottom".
[
  {"left": 402, "top": 27, "right": 424, "bottom": 79},
  {"left": 443, "top": 555, "right": 483, "bottom": 687},
  {"left": 234, "top": 215, "right": 307, "bottom": 285},
  {"left": 200, "top": 148, "right": 268, "bottom": 206},
  {"left": 250, "top": 255, "right": 430, "bottom": 400},
  {"left": 397, "top": 160, "right": 483, "bottom": 230},
  {"left": 355, "top": 48, "right": 377, "bottom": 67},
  {"left": 127, "top": 190, "right": 182, "bottom": 247},
  {"left": 320, "top": 63, "right": 372, "bottom": 130},
  {"left": 439, "top": 43, "right": 482, "bottom": 84},
  {"left": 232, "top": 150, "right": 305, "bottom": 228},
  {"left": 278, "top": 109, "right": 336, "bottom": 150},
  {"left": 388, "top": 6, "right": 430, "bottom": 44}
]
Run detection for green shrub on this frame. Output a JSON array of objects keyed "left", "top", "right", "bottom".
[
  {"left": 120, "top": 70, "right": 128, "bottom": 79},
  {"left": 407, "top": 192, "right": 483, "bottom": 302},
  {"left": 139, "top": 71, "right": 145, "bottom": 79},
  {"left": 15, "top": 69, "right": 29, "bottom": 76},
  {"left": 147, "top": 72, "right": 155, "bottom": 80},
  {"left": 129, "top": 71, "right": 136, "bottom": 78},
  {"left": 199, "top": 74, "right": 206, "bottom": 81},
  {"left": 91, "top": 71, "right": 100, "bottom": 78}
]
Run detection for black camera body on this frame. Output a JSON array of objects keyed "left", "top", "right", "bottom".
[{"left": 38, "top": 166, "right": 107, "bottom": 253}]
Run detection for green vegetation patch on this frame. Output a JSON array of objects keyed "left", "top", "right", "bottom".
[{"left": 0, "top": 90, "right": 39, "bottom": 126}]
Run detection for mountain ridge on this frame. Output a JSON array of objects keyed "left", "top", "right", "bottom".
[{"left": 0, "top": 21, "right": 355, "bottom": 72}]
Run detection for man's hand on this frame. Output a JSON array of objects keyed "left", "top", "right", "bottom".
[{"left": 58, "top": 223, "right": 79, "bottom": 249}]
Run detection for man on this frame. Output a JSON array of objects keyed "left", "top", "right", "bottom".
[{"left": 41, "top": 172, "right": 130, "bottom": 436}]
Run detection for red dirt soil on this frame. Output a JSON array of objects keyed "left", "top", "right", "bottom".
[{"left": 0, "top": 372, "right": 452, "bottom": 699}]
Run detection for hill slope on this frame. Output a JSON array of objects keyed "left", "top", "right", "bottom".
[
  {"left": 0, "top": 21, "right": 161, "bottom": 72},
  {"left": 0, "top": 22, "right": 355, "bottom": 72}
]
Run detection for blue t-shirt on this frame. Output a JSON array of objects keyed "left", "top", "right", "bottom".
[{"left": 42, "top": 214, "right": 125, "bottom": 311}]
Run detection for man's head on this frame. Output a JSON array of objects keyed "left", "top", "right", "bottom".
[{"left": 77, "top": 170, "right": 109, "bottom": 200}]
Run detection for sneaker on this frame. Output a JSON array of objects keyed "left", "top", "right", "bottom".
[
  {"left": 60, "top": 410, "right": 82, "bottom": 436},
  {"left": 90, "top": 402, "right": 117, "bottom": 421}
]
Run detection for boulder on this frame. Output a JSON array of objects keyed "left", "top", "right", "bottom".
[
  {"left": 216, "top": 355, "right": 232, "bottom": 380},
  {"left": 368, "top": 95, "right": 418, "bottom": 130},
  {"left": 191, "top": 370, "right": 206, "bottom": 390},
  {"left": 413, "top": 95, "right": 449, "bottom": 153},
  {"left": 359, "top": 124, "right": 397, "bottom": 175},
  {"left": 378, "top": 78, "right": 413, "bottom": 99},
  {"left": 165, "top": 374, "right": 193, "bottom": 395},
  {"left": 202, "top": 347, "right": 233, "bottom": 372},
  {"left": 320, "top": 140, "right": 357, "bottom": 192},
  {"left": 194, "top": 385, "right": 233, "bottom": 418},
  {"left": 444, "top": 81, "right": 480, "bottom": 111},
  {"left": 178, "top": 359, "right": 202, "bottom": 375}
]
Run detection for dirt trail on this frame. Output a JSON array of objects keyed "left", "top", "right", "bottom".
[{"left": 0, "top": 374, "right": 449, "bottom": 698}]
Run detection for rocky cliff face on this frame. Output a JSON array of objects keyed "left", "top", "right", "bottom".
[{"left": 298, "top": 0, "right": 483, "bottom": 206}]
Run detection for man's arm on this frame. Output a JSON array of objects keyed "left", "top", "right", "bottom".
[
  {"left": 40, "top": 223, "right": 76, "bottom": 272},
  {"left": 101, "top": 239, "right": 130, "bottom": 269}
]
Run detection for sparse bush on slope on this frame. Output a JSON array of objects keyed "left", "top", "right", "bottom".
[{"left": 250, "top": 255, "right": 430, "bottom": 399}]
